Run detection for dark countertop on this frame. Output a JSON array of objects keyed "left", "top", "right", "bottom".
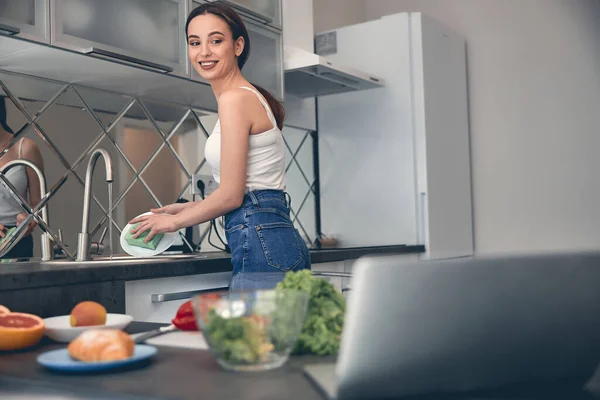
[
  {"left": 0, "top": 322, "right": 596, "bottom": 400},
  {"left": 0, "top": 245, "right": 424, "bottom": 291},
  {"left": 0, "top": 322, "right": 331, "bottom": 400}
]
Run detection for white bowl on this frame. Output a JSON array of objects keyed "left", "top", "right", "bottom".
[{"left": 43, "top": 313, "right": 134, "bottom": 343}]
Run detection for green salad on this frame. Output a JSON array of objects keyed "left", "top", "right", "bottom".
[
  {"left": 204, "top": 309, "right": 273, "bottom": 364},
  {"left": 276, "top": 269, "right": 346, "bottom": 356},
  {"left": 203, "top": 269, "right": 347, "bottom": 363}
]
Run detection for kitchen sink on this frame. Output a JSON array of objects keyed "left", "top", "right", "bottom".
[{"left": 42, "top": 253, "right": 208, "bottom": 265}]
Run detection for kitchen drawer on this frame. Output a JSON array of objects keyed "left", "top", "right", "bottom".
[
  {"left": 312, "top": 261, "right": 345, "bottom": 293},
  {"left": 0, "top": 0, "right": 49, "bottom": 43},
  {"left": 125, "top": 271, "right": 232, "bottom": 323},
  {"left": 50, "top": 0, "right": 189, "bottom": 77},
  {"left": 207, "top": 0, "right": 281, "bottom": 29},
  {"left": 341, "top": 254, "right": 420, "bottom": 300}
]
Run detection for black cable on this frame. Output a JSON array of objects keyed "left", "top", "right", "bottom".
[
  {"left": 197, "top": 179, "right": 229, "bottom": 252},
  {"left": 212, "top": 218, "right": 230, "bottom": 253},
  {"left": 208, "top": 219, "right": 227, "bottom": 252}
]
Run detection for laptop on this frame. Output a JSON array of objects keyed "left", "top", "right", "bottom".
[{"left": 304, "top": 252, "right": 600, "bottom": 399}]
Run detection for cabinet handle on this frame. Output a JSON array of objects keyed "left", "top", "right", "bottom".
[
  {"left": 151, "top": 286, "right": 229, "bottom": 303},
  {"left": 312, "top": 271, "right": 353, "bottom": 278},
  {"left": 0, "top": 23, "right": 20, "bottom": 36},
  {"left": 218, "top": 1, "right": 273, "bottom": 23},
  {"left": 83, "top": 47, "right": 174, "bottom": 73}
]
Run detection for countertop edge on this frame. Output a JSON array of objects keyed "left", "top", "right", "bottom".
[{"left": 0, "top": 245, "right": 424, "bottom": 291}]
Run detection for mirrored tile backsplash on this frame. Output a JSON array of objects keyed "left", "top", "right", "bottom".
[{"left": 0, "top": 69, "right": 318, "bottom": 260}]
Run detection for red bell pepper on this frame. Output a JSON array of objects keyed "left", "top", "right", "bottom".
[
  {"left": 171, "top": 293, "right": 222, "bottom": 331},
  {"left": 171, "top": 300, "right": 198, "bottom": 331}
]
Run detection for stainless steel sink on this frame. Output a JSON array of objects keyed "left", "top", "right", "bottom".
[
  {"left": 42, "top": 253, "right": 208, "bottom": 265},
  {"left": 94, "top": 253, "right": 202, "bottom": 261}
]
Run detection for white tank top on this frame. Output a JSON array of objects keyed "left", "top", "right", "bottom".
[
  {"left": 0, "top": 139, "right": 28, "bottom": 225},
  {"left": 204, "top": 86, "right": 286, "bottom": 191}
]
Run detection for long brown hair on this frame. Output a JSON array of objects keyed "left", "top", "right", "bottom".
[{"left": 186, "top": 3, "right": 285, "bottom": 130}]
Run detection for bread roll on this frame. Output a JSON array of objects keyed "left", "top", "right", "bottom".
[{"left": 68, "top": 329, "right": 135, "bottom": 362}]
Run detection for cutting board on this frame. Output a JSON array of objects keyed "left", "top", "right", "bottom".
[{"left": 144, "top": 331, "right": 208, "bottom": 350}]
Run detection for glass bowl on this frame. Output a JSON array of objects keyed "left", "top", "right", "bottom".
[{"left": 192, "top": 289, "right": 309, "bottom": 372}]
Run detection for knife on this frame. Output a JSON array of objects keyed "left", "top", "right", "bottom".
[{"left": 133, "top": 324, "right": 177, "bottom": 343}]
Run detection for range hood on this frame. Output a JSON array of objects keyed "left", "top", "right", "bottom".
[{"left": 283, "top": 45, "right": 384, "bottom": 98}]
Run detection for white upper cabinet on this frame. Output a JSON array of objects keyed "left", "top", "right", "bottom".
[
  {"left": 0, "top": 0, "right": 50, "bottom": 43},
  {"left": 50, "top": 0, "right": 189, "bottom": 77},
  {"left": 242, "top": 18, "right": 283, "bottom": 100},
  {"left": 206, "top": 0, "right": 281, "bottom": 29}
]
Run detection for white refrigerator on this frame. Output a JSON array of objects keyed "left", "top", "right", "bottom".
[{"left": 316, "top": 12, "right": 474, "bottom": 259}]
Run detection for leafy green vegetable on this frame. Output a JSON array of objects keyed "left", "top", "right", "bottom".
[
  {"left": 276, "top": 269, "right": 346, "bottom": 356},
  {"left": 204, "top": 309, "right": 272, "bottom": 364}
]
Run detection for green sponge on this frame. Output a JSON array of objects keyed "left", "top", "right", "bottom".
[
  {"left": 125, "top": 223, "right": 164, "bottom": 250},
  {"left": 0, "top": 227, "right": 17, "bottom": 248}
]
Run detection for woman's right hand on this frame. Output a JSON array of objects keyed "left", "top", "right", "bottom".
[
  {"left": 0, "top": 224, "right": 5, "bottom": 238},
  {"left": 151, "top": 202, "right": 194, "bottom": 215}
]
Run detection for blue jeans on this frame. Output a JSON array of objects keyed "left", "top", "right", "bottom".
[{"left": 224, "top": 190, "right": 311, "bottom": 279}]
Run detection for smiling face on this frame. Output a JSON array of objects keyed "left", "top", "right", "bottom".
[{"left": 187, "top": 13, "right": 245, "bottom": 82}]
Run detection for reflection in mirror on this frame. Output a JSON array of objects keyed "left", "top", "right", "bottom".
[
  {"left": 295, "top": 187, "right": 316, "bottom": 245},
  {"left": 0, "top": 166, "right": 69, "bottom": 260},
  {"left": 0, "top": 94, "right": 51, "bottom": 260},
  {"left": 167, "top": 111, "right": 207, "bottom": 175},
  {"left": 73, "top": 133, "right": 135, "bottom": 212},
  {"left": 0, "top": 68, "right": 320, "bottom": 260},
  {"left": 36, "top": 86, "right": 104, "bottom": 167},
  {"left": 293, "top": 132, "right": 314, "bottom": 185},
  {"left": 0, "top": 211, "right": 33, "bottom": 259},
  {"left": 108, "top": 101, "right": 163, "bottom": 172},
  {"left": 73, "top": 85, "right": 134, "bottom": 131},
  {"left": 286, "top": 158, "right": 310, "bottom": 219},
  {"left": 91, "top": 217, "right": 120, "bottom": 259},
  {"left": 195, "top": 110, "right": 218, "bottom": 137},
  {"left": 0, "top": 70, "right": 65, "bottom": 124},
  {"left": 171, "top": 110, "right": 221, "bottom": 252},
  {"left": 141, "top": 99, "right": 189, "bottom": 138},
  {"left": 7, "top": 123, "right": 68, "bottom": 194},
  {"left": 141, "top": 143, "right": 189, "bottom": 207},
  {"left": 50, "top": 172, "right": 105, "bottom": 258},
  {"left": 282, "top": 127, "right": 316, "bottom": 247}
]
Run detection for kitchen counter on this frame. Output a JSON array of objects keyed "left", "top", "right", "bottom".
[
  {"left": 0, "top": 245, "right": 424, "bottom": 318},
  {"left": 0, "top": 245, "right": 424, "bottom": 291},
  {"left": 0, "top": 322, "right": 596, "bottom": 400}
]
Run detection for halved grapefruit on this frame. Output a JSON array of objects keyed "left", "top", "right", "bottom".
[
  {"left": 0, "top": 305, "right": 9, "bottom": 314},
  {"left": 0, "top": 312, "right": 45, "bottom": 351}
]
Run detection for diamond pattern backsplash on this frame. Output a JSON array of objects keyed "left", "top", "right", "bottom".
[{"left": 0, "top": 69, "right": 318, "bottom": 259}]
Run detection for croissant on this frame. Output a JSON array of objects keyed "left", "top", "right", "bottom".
[{"left": 68, "top": 329, "right": 135, "bottom": 362}]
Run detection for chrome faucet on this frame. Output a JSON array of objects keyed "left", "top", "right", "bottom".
[
  {"left": 0, "top": 159, "right": 53, "bottom": 261},
  {"left": 77, "top": 148, "right": 113, "bottom": 261}
]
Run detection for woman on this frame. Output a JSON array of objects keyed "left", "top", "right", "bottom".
[
  {"left": 0, "top": 98, "right": 43, "bottom": 258},
  {"left": 131, "top": 3, "right": 311, "bottom": 277}
]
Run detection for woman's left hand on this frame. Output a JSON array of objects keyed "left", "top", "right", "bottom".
[{"left": 128, "top": 213, "right": 179, "bottom": 243}]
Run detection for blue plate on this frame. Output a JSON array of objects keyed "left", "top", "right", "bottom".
[{"left": 37, "top": 345, "right": 158, "bottom": 372}]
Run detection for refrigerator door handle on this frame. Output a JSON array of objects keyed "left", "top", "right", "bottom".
[{"left": 419, "top": 192, "right": 427, "bottom": 245}]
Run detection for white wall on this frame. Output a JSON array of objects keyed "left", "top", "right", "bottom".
[
  {"left": 313, "top": 0, "right": 366, "bottom": 33},
  {"left": 315, "top": 0, "right": 600, "bottom": 255}
]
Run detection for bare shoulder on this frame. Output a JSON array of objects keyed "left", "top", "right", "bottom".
[
  {"left": 20, "top": 138, "right": 41, "bottom": 155},
  {"left": 20, "top": 138, "right": 43, "bottom": 165},
  {"left": 218, "top": 87, "right": 256, "bottom": 111}
]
